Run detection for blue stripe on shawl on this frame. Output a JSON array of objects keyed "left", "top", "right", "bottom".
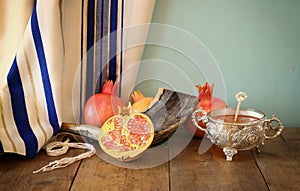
[
  {"left": 7, "top": 58, "right": 38, "bottom": 158},
  {"left": 98, "top": 0, "right": 109, "bottom": 91},
  {"left": 31, "top": 5, "right": 60, "bottom": 134},
  {"left": 85, "top": 0, "right": 96, "bottom": 99},
  {"left": 87, "top": 0, "right": 96, "bottom": 50},
  {"left": 109, "top": 0, "right": 118, "bottom": 82},
  {"left": 98, "top": 0, "right": 104, "bottom": 90},
  {"left": 119, "top": 0, "right": 124, "bottom": 95}
]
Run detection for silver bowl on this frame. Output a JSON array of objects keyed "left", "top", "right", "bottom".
[{"left": 192, "top": 107, "right": 284, "bottom": 161}]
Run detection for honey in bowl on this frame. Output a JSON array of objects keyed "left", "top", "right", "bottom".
[
  {"left": 207, "top": 108, "right": 265, "bottom": 126},
  {"left": 215, "top": 115, "right": 260, "bottom": 123}
]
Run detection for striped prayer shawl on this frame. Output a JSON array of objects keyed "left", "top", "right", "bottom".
[
  {"left": 0, "top": 0, "right": 155, "bottom": 158},
  {"left": 80, "top": 0, "right": 125, "bottom": 123},
  {"left": 0, "top": 0, "right": 63, "bottom": 158},
  {"left": 81, "top": 0, "right": 124, "bottom": 103}
]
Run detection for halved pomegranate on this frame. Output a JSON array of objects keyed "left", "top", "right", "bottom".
[{"left": 99, "top": 106, "right": 154, "bottom": 161}]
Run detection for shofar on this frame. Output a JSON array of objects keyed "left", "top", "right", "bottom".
[
  {"left": 144, "top": 88, "right": 198, "bottom": 145},
  {"left": 61, "top": 88, "right": 199, "bottom": 146}
]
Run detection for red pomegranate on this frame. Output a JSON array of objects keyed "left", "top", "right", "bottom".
[
  {"left": 83, "top": 80, "right": 125, "bottom": 127},
  {"left": 185, "top": 82, "right": 227, "bottom": 137}
]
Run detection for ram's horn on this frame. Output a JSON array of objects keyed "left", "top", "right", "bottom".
[
  {"left": 143, "top": 88, "right": 198, "bottom": 145},
  {"left": 61, "top": 88, "right": 199, "bottom": 146}
]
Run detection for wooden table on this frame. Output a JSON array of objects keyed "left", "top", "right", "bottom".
[{"left": 0, "top": 128, "right": 299, "bottom": 191}]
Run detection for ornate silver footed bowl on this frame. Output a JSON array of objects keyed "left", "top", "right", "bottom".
[{"left": 192, "top": 107, "right": 284, "bottom": 161}]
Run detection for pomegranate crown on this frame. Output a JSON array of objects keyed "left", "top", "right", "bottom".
[
  {"left": 196, "top": 82, "right": 214, "bottom": 99},
  {"left": 101, "top": 80, "right": 115, "bottom": 95},
  {"left": 130, "top": 90, "right": 145, "bottom": 103}
]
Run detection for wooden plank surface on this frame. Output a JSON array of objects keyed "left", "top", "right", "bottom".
[
  {"left": 71, "top": 143, "right": 170, "bottom": 191},
  {"left": 0, "top": 149, "right": 83, "bottom": 191},
  {"left": 169, "top": 138, "right": 268, "bottom": 191},
  {"left": 0, "top": 128, "right": 299, "bottom": 191},
  {"left": 281, "top": 128, "right": 300, "bottom": 160},
  {"left": 253, "top": 128, "right": 300, "bottom": 191},
  {"left": 71, "top": 155, "right": 169, "bottom": 191}
]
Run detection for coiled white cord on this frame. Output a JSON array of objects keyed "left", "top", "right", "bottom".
[{"left": 33, "top": 133, "right": 96, "bottom": 173}]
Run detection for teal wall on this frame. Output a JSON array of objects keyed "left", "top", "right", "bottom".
[{"left": 136, "top": 0, "right": 300, "bottom": 127}]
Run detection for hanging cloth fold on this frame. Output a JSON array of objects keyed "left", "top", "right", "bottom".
[
  {"left": 81, "top": 0, "right": 125, "bottom": 102},
  {"left": 80, "top": 0, "right": 157, "bottom": 113},
  {"left": 0, "top": 0, "right": 64, "bottom": 158},
  {"left": 0, "top": 0, "right": 156, "bottom": 158}
]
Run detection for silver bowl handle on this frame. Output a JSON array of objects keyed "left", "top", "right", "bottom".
[
  {"left": 263, "top": 115, "right": 284, "bottom": 142},
  {"left": 191, "top": 108, "right": 208, "bottom": 133}
]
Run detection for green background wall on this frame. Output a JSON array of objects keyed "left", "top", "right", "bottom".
[{"left": 136, "top": 0, "right": 300, "bottom": 127}]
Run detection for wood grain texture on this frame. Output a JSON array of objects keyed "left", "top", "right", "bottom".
[
  {"left": 170, "top": 138, "right": 268, "bottom": 191},
  {"left": 281, "top": 128, "right": 300, "bottom": 160},
  {"left": 70, "top": 155, "right": 127, "bottom": 191},
  {"left": 71, "top": 143, "right": 169, "bottom": 191},
  {"left": 0, "top": 149, "right": 82, "bottom": 191},
  {"left": 0, "top": 128, "right": 299, "bottom": 191},
  {"left": 253, "top": 128, "right": 300, "bottom": 191},
  {"left": 124, "top": 164, "right": 169, "bottom": 191},
  {"left": 71, "top": 153, "right": 169, "bottom": 191}
]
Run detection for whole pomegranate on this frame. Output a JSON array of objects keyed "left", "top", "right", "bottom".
[
  {"left": 84, "top": 80, "right": 125, "bottom": 127},
  {"left": 130, "top": 90, "right": 154, "bottom": 113},
  {"left": 185, "top": 82, "right": 227, "bottom": 137},
  {"left": 99, "top": 106, "right": 154, "bottom": 161}
]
